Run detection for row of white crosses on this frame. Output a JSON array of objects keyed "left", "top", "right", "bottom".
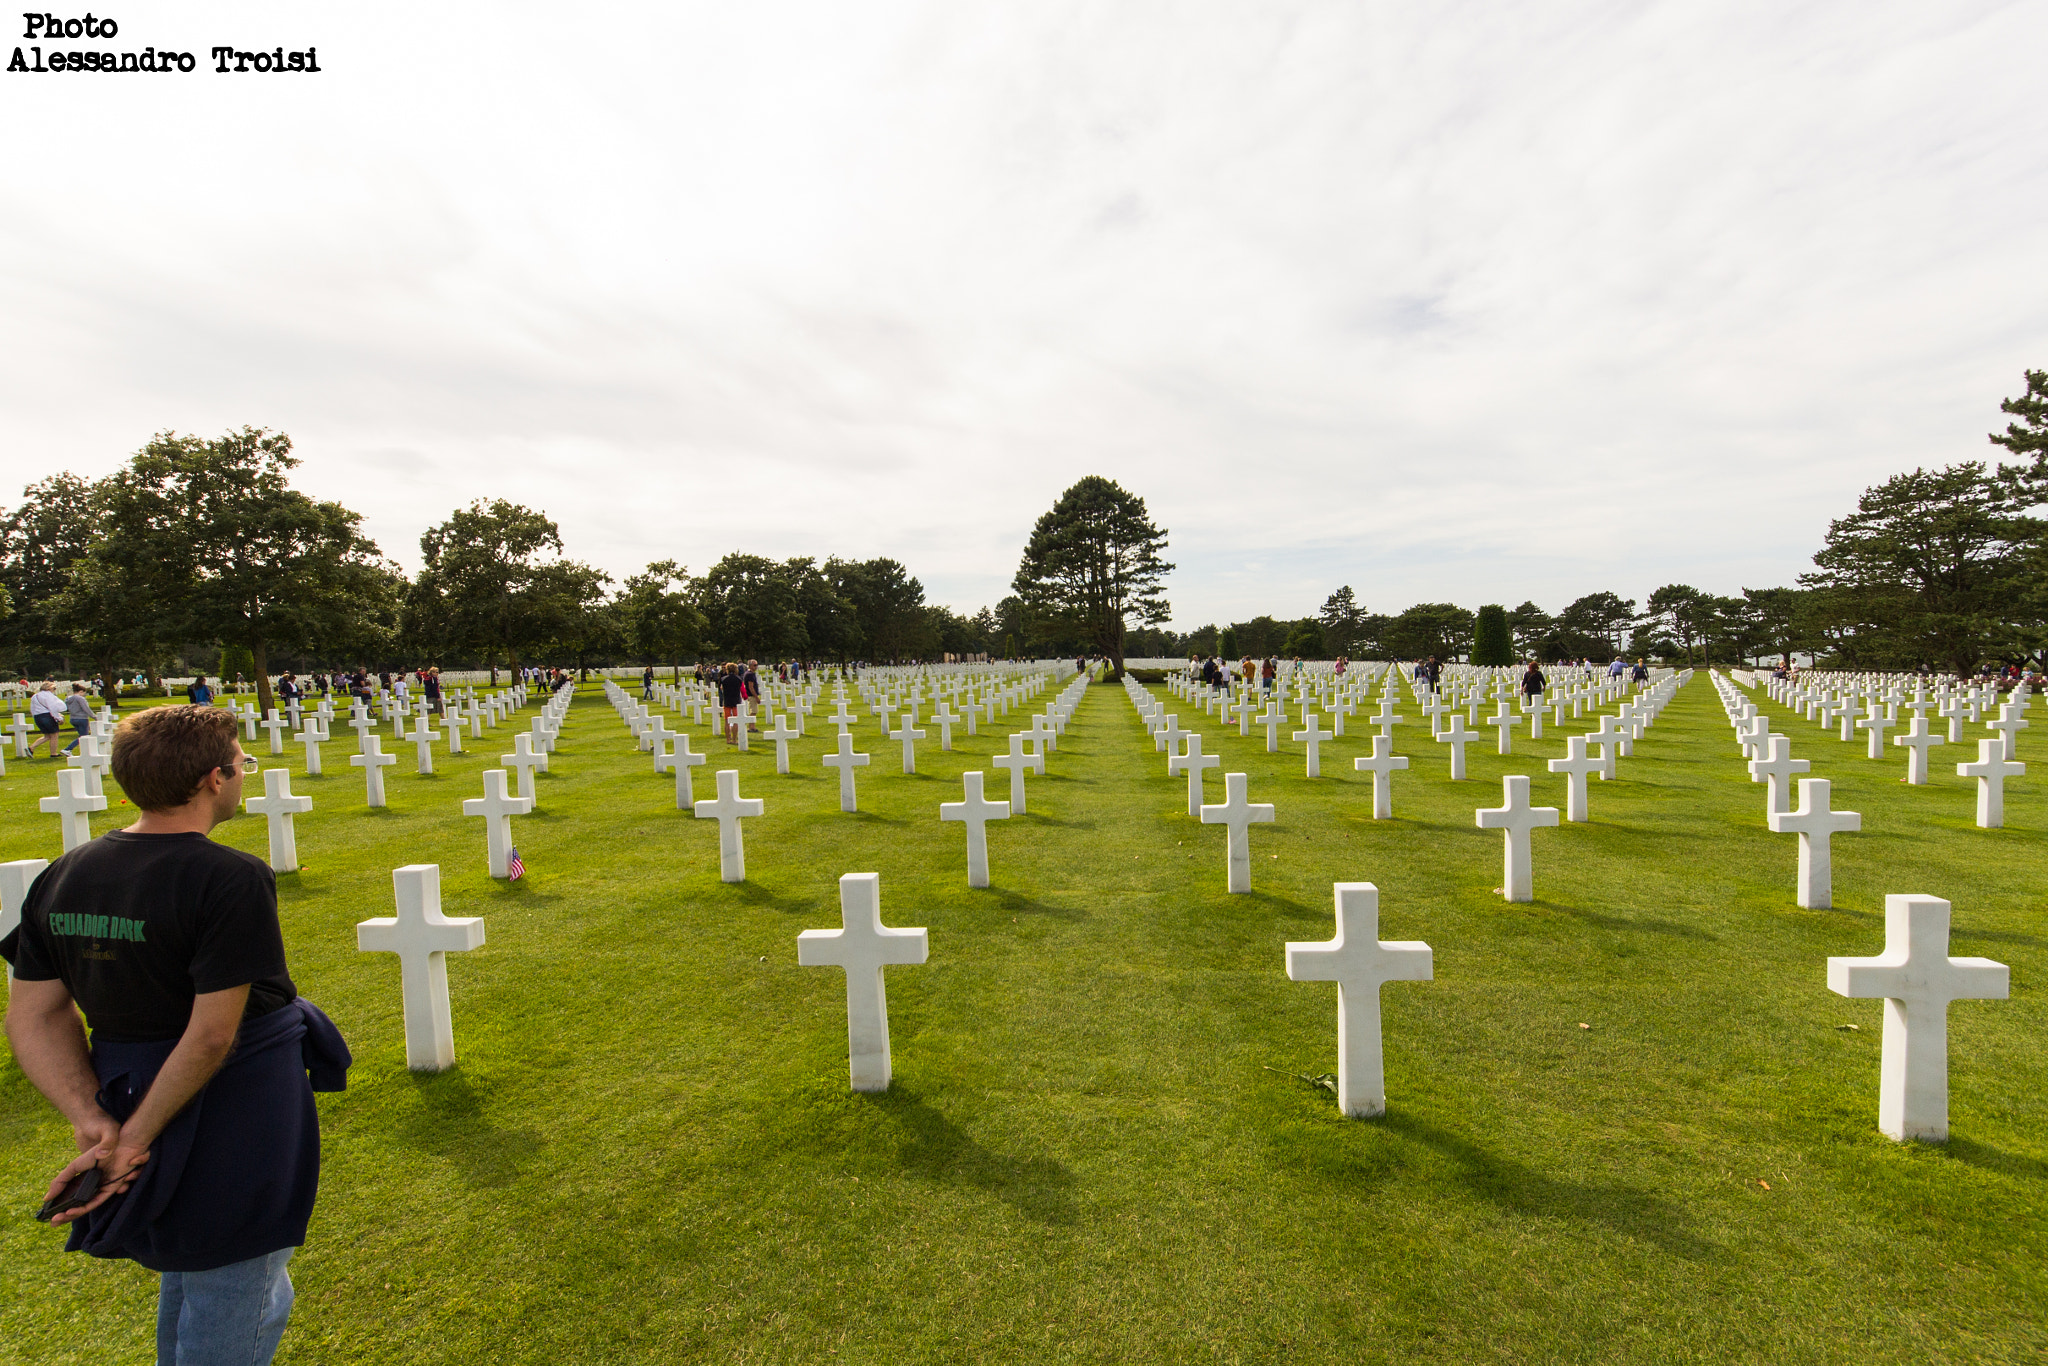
[
  {"left": 1738, "top": 667, "right": 2032, "bottom": 821},
  {"left": 786, "top": 850, "right": 2001, "bottom": 1141},
  {"left": 1723, "top": 666, "right": 2027, "bottom": 856},
  {"left": 1137, "top": 667, "right": 1690, "bottom": 896}
]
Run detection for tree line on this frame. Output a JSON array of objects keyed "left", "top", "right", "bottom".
[
  {"left": 1132, "top": 372, "right": 2048, "bottom": 675},
  {"left": 0, "top": 441, "right": 1174, "bottom": 709}
]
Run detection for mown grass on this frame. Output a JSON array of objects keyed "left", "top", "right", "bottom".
[{"left": 1, "top": 672, "right": 2042, "bottom": 1365}]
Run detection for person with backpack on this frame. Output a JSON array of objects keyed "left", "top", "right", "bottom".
[{"left": 185, "top": 676, "right": 214, "bottom": 707}]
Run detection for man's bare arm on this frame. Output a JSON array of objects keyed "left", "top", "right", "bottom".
[{"left": 5, "top": 976, "right": 110, "bottom": 1133}]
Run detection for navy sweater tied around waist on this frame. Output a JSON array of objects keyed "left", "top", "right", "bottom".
[{"left": 68, "top": 996, "right": 352, "bottom": 1273}]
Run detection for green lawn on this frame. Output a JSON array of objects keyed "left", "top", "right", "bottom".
[{"left": 2, "top": 673, "right": 2043, "bottom": 1365}]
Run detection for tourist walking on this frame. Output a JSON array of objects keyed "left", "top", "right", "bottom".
[
  {"left": 718, "top": 662, "right": 746, "bottom": 743},
  {"left": 60, "top": 683, "right": 94, "bottom": 755},
  {"left": 30, "top": 680, "right": 67, "bottom": 758}
]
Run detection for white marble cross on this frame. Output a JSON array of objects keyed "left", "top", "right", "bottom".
[
  {"left": 260, "top": 708, "right": 290, "bottom": 755},
  {"left": 797, "top": 872, "right": 927, "bottom": 1092},
  {"left": 694, "top": 768, "right": 765, "bottom": 881},
  {"left": 502, "top": 732, "right": 549, "bottom": 804},
  {"left": 828, "top": 700, "right": 857, "bottom": 735},
  {"left": 1827, "top": 894, "right": 2007, "bottom": 1142},
  {"left": 1892, "top": 715, "right": 1945, "bottom": 786},
  {"left": 1435, "top": 714, "right": 1478, "bottom": 780},
  {"left": 441, "top": 707, "right": 466, "bottom": 755},
  {"left": 929, "top": 701, "right": 961, "bottom": 751},
  {"left": 1767, "top": 777, "right": 1860, "bottom": 909},
  {"left": 408, "top": 715, "right": 439, "bottom": 775},
  {"left": 0, "top": 857, "right": 50, "bottom": 979},
  {"left": 1153, "top": 712, "right": 1184, "bottom": 755},
  {"left": 461, "top": 769, "right": 533, "bottom": 879},
  {"left": 8, "top": 713, "right": 33, "bottom": 759},
  {"left": 991, "top": 732, "right": 1043, "bottom": 814},
  {"left": 1285, "top": 883, "right": 1433, "bottom": 1118},
  {"left": 1475, "top": 775, "right": 1559, "bottom": 903},
  {"left": 1352, "top": 735, "right": 1409, "bottom": 820},
  {"left": 891, "top": 714, "right": 927, "bottom": 775},
  {"left": 762, "top": 714, "right": 800, "bottom": 775},
  {"left": 349, "top": 711, "right": 378, "bottom": 753},
  {"left": 295, "top": 717, "right": 328, "bottom": 776},
  {"left": 1487, "top": 699, "right": 1522, "bottom": 755},
  {"left": 1747, "top": 735, "right": 1809, "bottom": 815},
  {"left": 357, "top": 863, "right": 485, "bottom": 1072},
  {"left": 821, "top": 732, "right": 870, "bottom": 813},
  {"left": 244, "top": 767, "right": 311, "bottom": 872},
  {"left": 1292, "top": 711, "right": 1334, "bottom": 777},
  {"left": 40, "top": 769, "right": 106, "bottom": 852},
  {"left": 656, "top": 732, "right": 706, "bottom": 808},
  {"left": 65, "top": 735, "right": 110, "bottom": 798},
  {"left": 1169, "top": 733, "right": 1220, "bottom": 817},
  {"left": 350, "top": 734, "right": 397, "bottom": 807},
  {"left": 1956, "top": 737, "right": 2023, "bottom": 828},
  {"left": 939, "top": 771, "right": 1011, "bottom": 887},
  {"left": 1856, "top": 706, "right": 1895, "bottom": 759},
  {"left": 1986, "top": 703, "right": 2028, "bottom": 759},
  {"left": 1200, "top": 772, "right": 1276, "bottom": 893},
  {"left": 1259, "top": 700, "right": 1287, "bottom": 754},
  {"left": 1546, "top": 734, "right": 1610, "bottom": 822},
  {"left": 641, "top": 713, "right": 676, "bottom": 756}
]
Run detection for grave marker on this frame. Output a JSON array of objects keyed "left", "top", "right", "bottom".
[{"left": 1285, "top": 883, "right": 1433, "bottom": 1118}]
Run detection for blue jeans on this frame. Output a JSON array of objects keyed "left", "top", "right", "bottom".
[{"left": 156, "top": 1247, "right": 295, "bottom": 1365}]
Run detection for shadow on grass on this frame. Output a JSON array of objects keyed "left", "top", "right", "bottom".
[
  {"left": 991, "top": 888, "right": 1087, "bottom": 921},
  {"left": 1378, "top": 1110, "right": 1720, "bottom": 1261},
  {"left": 840, "top": 810, "right": 912, "bottom": 828},
  {"left": 1552, "top": 905, "right": 1720, "bottom": 941},
  {"left": 397, "top": 1069, "right": 545, "bottom": 1189},
  {"left": 857, "top": 1084, "right": 1079, "bottom": 1224},
  {"left": 1018, "top": 812, "right": 1096, "bottom": 829},
  {"left": 1941, "top": 1137, "right": 2048, "bottom": 1183},
  {"left": 729, "top": 881, "right": 811, "bottom": 913}
]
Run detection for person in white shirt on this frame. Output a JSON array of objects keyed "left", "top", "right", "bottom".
[{"left": 29, "top": 681, "right": 68, "bottom": 758}]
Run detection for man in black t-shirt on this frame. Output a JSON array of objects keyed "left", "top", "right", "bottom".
[{"left": 2, "top": 703, "right": 346, "bottom": 1365}]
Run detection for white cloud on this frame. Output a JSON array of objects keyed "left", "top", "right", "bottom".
[{"left": 3, "top": 0, "right": 2043, "bottom": 627}]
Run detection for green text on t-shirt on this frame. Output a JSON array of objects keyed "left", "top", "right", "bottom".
[{"left": 47, "top": 912, "right": 147, "bottom": 942}]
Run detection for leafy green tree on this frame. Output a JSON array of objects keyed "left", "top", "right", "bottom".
[
  {"left": 1470, "top": 604, "right": 1513, "bottom": 665},
  {"left": 1217, "top": 627, "right": 1239, "bottom": 658},
  {"left": 0, "top": 473, "right": 102, "bottom": 669},
  {"left": 1280, "top": 617, "right": 1325, "bottom": 657},
  {"left": 1556, "top": 592, "right": 1638, "bottom": 658},
  {"left": 1740, "top": 587, "right": 1804, "bottom": 666},
  {"left": 1318, "top": 586, "right": 1364, "bottom": 657},
  {"left": 1645, "top": 585, "right": 1709, "bottom": 664},
  {"left": 414, "top": 500, "right": 596, "bottom": 679},
  {"left": 96, "top": 428, "right": 392, "bottom": 714},
  {"left": 1225, "top": 616, "right": 1286, "bottom": 658},
  {"left": 1800, "top": 461, "right": 2043, "bottom": 673},
  {"left": 1506, "top": 601, "right": 1553, "bottom": 659},
  {"left": 618, "top": 560, "right": 705, "bottom": 680},
  {"left": 1990, "top": 369, "right": 2048, "bottom": 465},
  {"left": 827, "top": 557, "right": 923, "bottom": 661},
  {"left": 1012, "top": 476, "right": 1172, "bottom": 679},
  {"left": 1385, "top": 603, "right": 1474, "bottom": 661},
  {"left": 696, "top": 553, "right": 807, "bottom": 659}
]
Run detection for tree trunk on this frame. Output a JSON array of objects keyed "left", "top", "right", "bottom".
[
  {"left": 96, "top": 650, "right": 120, "bottom": 710},
  {"left": 252, "top": 638, "right": 275, "bottom": 716}
]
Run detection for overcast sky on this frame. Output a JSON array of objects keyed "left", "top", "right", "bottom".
[{"left": 4, "top": 1, "right": 2044, "bottom": 629}]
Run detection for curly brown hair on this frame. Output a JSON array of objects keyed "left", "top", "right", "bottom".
[{"left": 111, "top": 705, "right": 240, "bottom": 811}]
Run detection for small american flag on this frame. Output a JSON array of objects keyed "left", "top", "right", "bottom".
[{"left": 506, "top": 847, "right": 525, "bottom": 880}]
